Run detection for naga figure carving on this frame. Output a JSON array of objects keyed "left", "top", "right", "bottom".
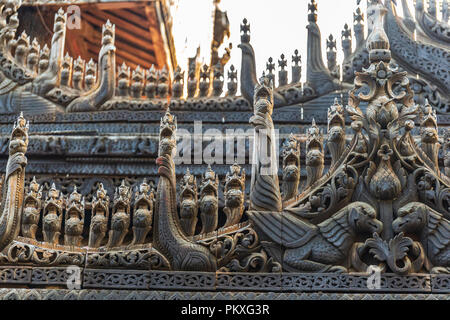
[
  {"left": 249, "top": 202, "right": 382, "bottom": 272},
  {"left": 179, "top": 169, "right": 198, "bottom": 236},
  {"left": 249, "top": 75, "right": 282, "bottom": 212},
  {"left": 131, "top": 179, "right": 154, "bottom": 245},
  {"left": 393, "top": 202, "right": 450, "bottom": 273},
  {"left": 281, "top": 134, "right": 300, "bottom": 202},
  {"left": 66, "top": 20, "right": 116, "bottom": 112},
  {"left": 305, "top": 119, "right": 324, "bottom": 189},
  {"left": 0, "top": 113, "right": 28, "bottom": 251},
  {"left": 199, "top": 165, "right": 219, "bottom": 235},
  {"left": 153, "top": 111, "right": 217, "bottom": 271},
  {"left": 327, "top": 98, "right": 346, "bottom": 167},
  {"left": 30, "top": 8, "right": 66, "bottom": 96},
  {"left": 107, "top": 180, "right": 131, "bottom": 248},
  {"left": 89, "top": 183, "right": 110, "bottom": 248},
  {"left": 21, "top": 177, "right": 42, "bottom": 240},
  {"left": 42, "top": 183, "right": 64, "bottom": 245},
  {"left": 64, "top": 186, "right": 85, "bottom": 246},
  {"left": 223, "top": 162, "right": 245, "bottom": 228}
]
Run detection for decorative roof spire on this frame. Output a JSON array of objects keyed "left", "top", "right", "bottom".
[
  {"left": 308, "top": 0, "right": 318, "bottom": 23},
  {"left": 240, "top": 18, "right": 250, "bottom": 43}
]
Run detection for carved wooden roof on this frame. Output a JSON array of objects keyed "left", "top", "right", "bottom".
[{"left": 18, "top": 0, "right": 176, "bottom": 71}]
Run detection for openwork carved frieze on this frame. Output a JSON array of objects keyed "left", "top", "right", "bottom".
[
  {"left": 0, "top": 240, "right": 85, "bottom": 266},
  {"left": 0, "top": 0, "right": 447, "bottom": 298},
  {"left": 86, "top": 247, "right": 170, "bottom": 270}
]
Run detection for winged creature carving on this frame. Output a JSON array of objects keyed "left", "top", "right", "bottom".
[
  {"left": 393, "top": 202, "right": 450, "bottom": 273},
  {"left": 248, "top": 202, "right": 382, "bottom": 272}
]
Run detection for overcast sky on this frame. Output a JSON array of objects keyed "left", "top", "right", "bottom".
[{"left": 171, "top": 0, "right": 424, "bottom": 87}]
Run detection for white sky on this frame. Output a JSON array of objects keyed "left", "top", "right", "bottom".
[{"left": 170, "top": 0, "right": 427, "bottom": 88}]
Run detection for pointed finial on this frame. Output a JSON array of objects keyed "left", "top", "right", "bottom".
[
  {"left": 366, "top": 0, "right": 391, "bottom": 62},
  {"left": 240, "top": 18, "right": 251, "bottom": 43}
]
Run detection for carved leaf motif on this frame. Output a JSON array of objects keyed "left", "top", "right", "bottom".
[
  {"left": 366, "top": 233, "right": 390, "bottom": 262},
  {"left": 365, "top": 161, "right": 377, "bottom": 187},
  {"left": 388, "top": 232, "right": 413, "bottom": 261}
]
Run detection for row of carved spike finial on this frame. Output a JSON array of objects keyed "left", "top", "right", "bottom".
[
  {"left": 264, "top": 51, "right": 302, "bottom": 87},
  {"left": 21, "top": 179, "right": 155, "bottom": 248},
  {"left": 0, "top": 9, "right": 117, "bottom": 99},
  {"left": 57, "top": 55, "right": 97, "bottom": 91},
  {"left": 114, "top": 62, "right": 239, "bottom": 99},
  {"left": 187, "top": 63, "right": 238, "bottom": 98},
  {"left": 342, "top": 23, "right": 352, "bottom": 60},
  {"left": 354, "top": 7, "right": 365, "bottom": 49},
  {"left": 117, "top": 64, "right": 168, "bottom": 99}
]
